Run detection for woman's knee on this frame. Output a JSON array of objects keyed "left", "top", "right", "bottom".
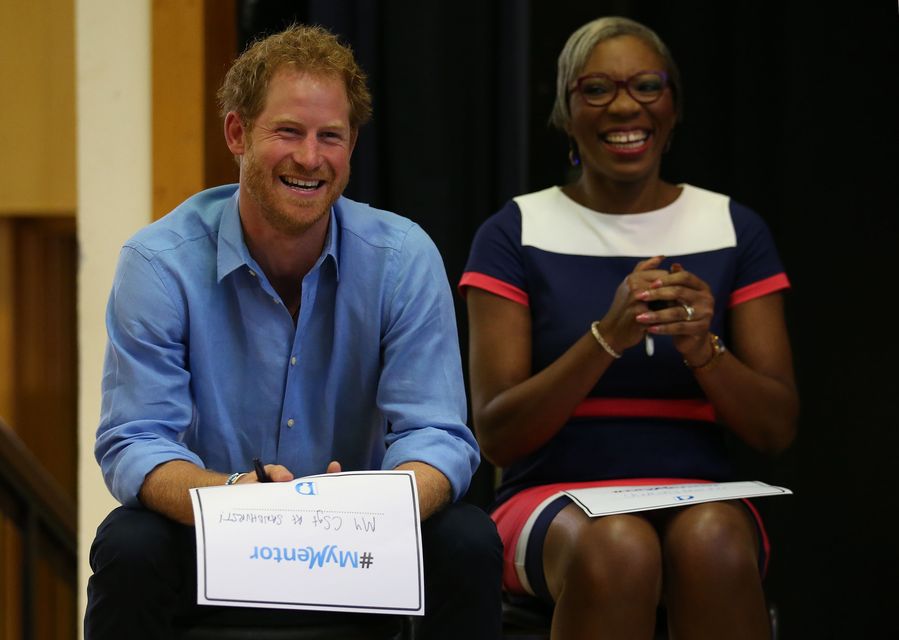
[
  {"left": 663, "top": 502, "right": 760, "bottom": 581},
  {"left": 547, "top": 511, "right": 663, "bottom": 602}
]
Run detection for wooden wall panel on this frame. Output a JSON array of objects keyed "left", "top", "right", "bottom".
[
  {"left": 204, "top": 1, "right": 240, "bottom": 190},
  {"left": 12, "top": 219, "right": 78, "bottom": 500},
  {"left": 0, "top": 0, "right": 76, "bottom": 634},
  {"left": 0, "top": 220, "right": 14, "bottom": 427},
  {"left": 0, "top": 518, "right": 22, "bottom": 640},
  {"left": 152, "top": 0, "right": 238, "bottom": 220},
  {"left": 152, "top": 0, "right": 206, "bottom": 218},
  {"left": 35, "top": 534, "right": 77, "bottom": 640},
  {"left": 0, "top": 218, "right": 76, "bottom": 639}
]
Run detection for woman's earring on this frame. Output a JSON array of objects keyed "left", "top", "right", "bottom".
[{"left": 568, "top": 142, "right": 580, "bottom": 166}]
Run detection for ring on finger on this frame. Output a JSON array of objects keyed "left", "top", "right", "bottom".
[{"left": 682, "top": 303, "right": 695, "bottom": 321}]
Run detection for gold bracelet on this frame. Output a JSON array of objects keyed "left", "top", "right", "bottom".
[
  {"left": 685, "top": 333, "right": 726, "bottom": 372},
  {"left": 590, "top": 321, "right": 622, "bottom": 359}
]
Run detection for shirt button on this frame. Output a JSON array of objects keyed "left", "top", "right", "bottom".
[
  {"left": 287, "top": 418, "right": 295, "bottom": 428},
  {"left": 273, "top": 297, "right": 279, "bottom": 304},
  {"left": 290, "top": 356, "right": 297, "bottom": 366},
  {"left": 248, "top": 269, "right": 256, "bottom": 277}
]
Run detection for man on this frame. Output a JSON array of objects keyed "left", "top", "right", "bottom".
[{"left": 86, "top": 25, "right": 502, "bottom": 639}]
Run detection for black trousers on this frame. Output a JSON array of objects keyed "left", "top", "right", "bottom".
[{"left": 85, "top": 501, "right": 502, "bottom": 639}]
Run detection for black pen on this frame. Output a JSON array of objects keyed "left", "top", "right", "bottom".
[{"left": 253, "top": 457, "right": 272, "bottom": 482}]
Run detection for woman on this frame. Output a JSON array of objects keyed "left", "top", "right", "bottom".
[{"left": 460, "top": 16, "right": 797, "bottom": 639}]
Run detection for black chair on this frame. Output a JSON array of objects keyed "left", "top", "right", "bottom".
[
  {"left": 501, "top": 594, "right": 779, "bottom": 640},
  {"left": 175, "top": 611, "right": 416, "bottom": 639},
  {"left": 501, "top": 595, "right": 553, "bottom": 639}
]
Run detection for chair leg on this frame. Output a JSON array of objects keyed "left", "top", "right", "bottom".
[{"left": 768, "top": 601, "right": 779, "bottom": 640}]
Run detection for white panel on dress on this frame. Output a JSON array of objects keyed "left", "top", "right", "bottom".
[{"left": 516, "top": 185, "right": 737, "bottom": 257}]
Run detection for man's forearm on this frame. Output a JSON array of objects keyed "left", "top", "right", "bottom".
[
  {"left": 138, "top": 460, "right": 231, "bottom": 525},
  {"left": 395, "top": 461, "right": 452, "bottom": 521}
]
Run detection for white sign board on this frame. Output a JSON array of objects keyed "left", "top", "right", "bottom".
[
  {"left": 564, "top": 480, "right": 792, "bottom": 517},
  {"left": 190, "top": 470, "right": 424, "bottom": 615}
]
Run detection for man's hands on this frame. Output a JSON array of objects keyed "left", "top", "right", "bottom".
[
  {"left": 234, "top": 463, "right": 295, "bottom": 484},
  {"left": 142, "top": 458, "right": 449, "bottom": 526},
  {"left": 233, "top": 460, "right": 341, "bottom": 484},
  {"left": 139, "top": 460, "right": 298, "bottom": 525},
  {"left": 320, "top": 459, "right": 450, "bottom": 521}
]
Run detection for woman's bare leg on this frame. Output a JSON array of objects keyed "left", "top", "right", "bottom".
[
  {"left": 543, "top": 504, "right": 662, "bottom": 639},
  {"left": 662, "top": 501, "right": 769, "bottom": 640}
]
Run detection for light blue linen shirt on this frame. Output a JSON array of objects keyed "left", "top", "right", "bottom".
[{"left": 96, "top": 185, "right": 478, "bottom": 507}]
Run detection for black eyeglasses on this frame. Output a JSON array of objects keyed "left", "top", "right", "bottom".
[{"left": 569, "top": 71, "right": 669, "bottom": 107}]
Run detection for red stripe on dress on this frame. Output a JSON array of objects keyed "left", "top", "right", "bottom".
[
  {"left": 741, "top": 498, "right": 771, "bottom": 576},
  {"left": 572, "top": 398, "right": 717, "bottom": 422},
  {"left": 728, "top": 273, "right": 790, "bottom": 308},
  {"left": 458, "top": 272, "right": 529, "bottom": 306}
]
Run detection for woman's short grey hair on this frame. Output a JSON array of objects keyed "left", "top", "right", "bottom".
[{"left": 549, "top": 16, "right": 683, "bottom": 131}]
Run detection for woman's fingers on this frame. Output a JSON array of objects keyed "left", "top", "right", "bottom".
[
  {"left": 637, "top": 301, "right": 704, "bottom": 325},
  {"left": 634, "top": 255, "right": 665, "bottom": 272},
  {"left": 634, "top": 267, "right": 714, "bottom": 336}
]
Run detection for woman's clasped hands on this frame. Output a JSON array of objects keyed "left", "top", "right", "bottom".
[{"left": 600, "top": 255, "right": 715, "bottom": 364}]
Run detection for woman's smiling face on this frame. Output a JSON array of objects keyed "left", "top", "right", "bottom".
[{"left": 567, "top": 35, "right": 676, "bottom": 187}]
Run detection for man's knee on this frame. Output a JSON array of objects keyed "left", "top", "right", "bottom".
[
  {"left": 90, "top": 506, "right": 188, "bottom": 577},
  {"left": 422, "top": 502, "right": 502, "bottom": 583},
  {"left": 419, "top": 502, "right": 502, "bottom": 637},
  {"left": 87, "top": 507, "right": 192, "bottom": 639}
]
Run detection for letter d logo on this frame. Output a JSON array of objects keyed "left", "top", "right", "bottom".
[{"left": 295, "top": 481, "right": 317, "bottom": 496}]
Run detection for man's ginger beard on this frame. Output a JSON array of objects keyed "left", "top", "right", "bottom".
[{"left": 241, "top": 131, "right": 350, "bottom": 236}]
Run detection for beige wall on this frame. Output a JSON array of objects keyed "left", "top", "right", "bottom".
[
  {"left": 76, "top": 0, "right": 151, "bottom": 634},
  {"left": 0, "top": 0, "right": 76, "bottom": 216}
]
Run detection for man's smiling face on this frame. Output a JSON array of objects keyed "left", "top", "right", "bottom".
[{"left": 230, "top": 68, "right": 356, "bottom": 236}]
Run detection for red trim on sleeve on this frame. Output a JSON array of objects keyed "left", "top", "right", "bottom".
[
  {"left": 572, "top": 398, "right": 716, "bottom": 423},
  {"left": 728, "top": 273, "right": 790, "bottom": 308},
  {"left": 458, "top": 272, "right": 529, "bottom": 306}
]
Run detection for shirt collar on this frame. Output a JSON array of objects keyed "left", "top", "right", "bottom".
[
  {"left": 216, "top": 189, "right": 341, "bottom": 283},
  {"left": 322, "top": 203, "right": 340, "bottom": 282}
]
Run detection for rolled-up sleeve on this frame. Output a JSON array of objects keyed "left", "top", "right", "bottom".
[
  {"left": 95, "top": 246, "right": 204, "bottom": 507},
  {"left": 378, "top": 225, "right": 479, "bottom": 501}
]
